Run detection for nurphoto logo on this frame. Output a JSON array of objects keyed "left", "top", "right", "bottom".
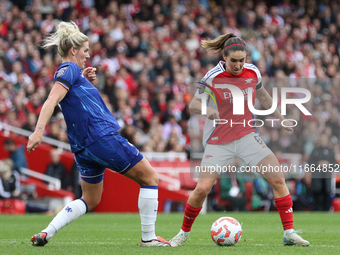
[{"left": 198, "top": 81, "right": 312, "bottom": 128}]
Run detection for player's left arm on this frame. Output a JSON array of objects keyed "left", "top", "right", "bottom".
[{"left": 256, "top": 87, "right": 293, "bottom": 132}]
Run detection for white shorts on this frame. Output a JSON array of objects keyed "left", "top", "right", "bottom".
[{"left": 201, "top": 132, "right": 273, "bottom": 168}]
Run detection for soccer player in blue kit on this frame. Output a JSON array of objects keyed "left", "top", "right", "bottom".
[{"left": 27, "top": 21, "right": 170, "bottom": 247}]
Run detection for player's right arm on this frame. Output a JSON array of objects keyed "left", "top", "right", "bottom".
[
  {"left": 189, "top": 96, "right": 219, "bottom": 120},
  {"left": 27, "top": 83, "right": 68, "bottom": 153}
]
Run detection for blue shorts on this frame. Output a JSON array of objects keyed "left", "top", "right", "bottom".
[{"left": 74, "top": 130, "right": 143, "bottom": 184}]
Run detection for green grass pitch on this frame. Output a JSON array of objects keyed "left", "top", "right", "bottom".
[{"left": 0, "top": 212, "right": 339, "bottom": 254}]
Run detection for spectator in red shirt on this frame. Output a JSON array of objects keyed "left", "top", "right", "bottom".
[{"left": 25, "top": 92, "right": 43, "bottom": 115}]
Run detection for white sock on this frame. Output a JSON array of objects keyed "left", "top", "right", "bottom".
[
  {"left": 180, "top": 229, "right": 190, "bottom": 235},
  {"left": 138, "top": 186, "right": 158, "bottom": 241},
  {"left": 284, "top": 229, "right": 294, "bottom": 234},
  {"left": 42, "top": 199, "right": 88, "bottom": 240}
]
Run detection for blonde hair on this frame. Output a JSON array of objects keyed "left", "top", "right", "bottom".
[
  {"left": 201, "top": 33, "right": 246, "bottom": 56},
  {"left": 0, "top": 159, "right": 13, "bottom": 180},
  {"left": 42, "top": 21, "right": 88, "bottom": 58}
]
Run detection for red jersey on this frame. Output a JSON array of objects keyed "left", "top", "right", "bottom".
[{"left": 195, "top": 61, "right": 262, "bottom": 145}]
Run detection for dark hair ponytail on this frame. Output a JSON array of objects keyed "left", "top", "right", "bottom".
[{"left": 201, "top": 33, "right": 246, "bottom": 56}]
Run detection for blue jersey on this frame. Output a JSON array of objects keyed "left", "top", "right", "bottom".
[{"left": 54, "top": 62, "right": 121, "bottom": 152}]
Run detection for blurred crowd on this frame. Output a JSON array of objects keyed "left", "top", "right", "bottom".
[{"left": 0, "top": 0, "right": 339, "bottom": 165}]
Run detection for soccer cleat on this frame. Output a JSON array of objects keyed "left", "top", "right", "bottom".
[
  {"left": 140, "top": 236, "right": 171, "bottom": 247},
  {"left": 31, "top": 232, "right": 48, "bottom": 246},
  {"left": 170, "top": 230, "right": 190, "bottom": 247},
  {"left": 283, "top": 229, "right": 310, "bottom": 246}
]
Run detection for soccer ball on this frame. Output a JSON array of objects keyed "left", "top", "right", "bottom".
[{"left": 210, "top": 216, "right": 242, "bottom": 246}]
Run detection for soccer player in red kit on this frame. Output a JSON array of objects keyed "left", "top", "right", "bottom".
[{"left": 170, "top": 33, "right": 309, "bottom": 247}]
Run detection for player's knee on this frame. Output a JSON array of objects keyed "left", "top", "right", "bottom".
[
  {"left": 269, "top": 178, "right": 286, "bottom": 189},
  {"left": 194, "top": 185, "right": 210, "bottom": 199}
]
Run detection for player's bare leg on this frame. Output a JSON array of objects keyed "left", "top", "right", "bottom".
[{"left": 258, "top": 154, "right": 309, "bottom": 246}]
